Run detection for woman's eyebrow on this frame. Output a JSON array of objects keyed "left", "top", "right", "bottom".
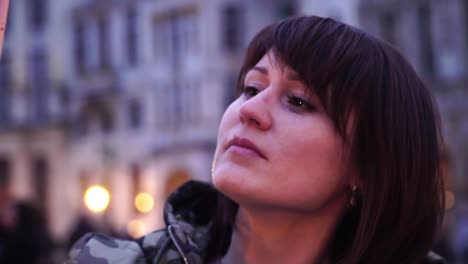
[
  {"left": 248, "top": 66, "right": 301, "bottom": 81},
  {"left": 249, "top": 66, "right": 268, "bottom": 75}
]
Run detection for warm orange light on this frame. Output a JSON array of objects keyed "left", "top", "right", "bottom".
[
  {"left": 127, "top": 219, "right": 146, "bottom": 238},
  {"left": 445, "top": 191, "right": 455, "bottom": 210},
  {"left": 84, "top": 185, "right": 110, "bottom": 213},
  {"left": 134, "top": 192, "right": 154, "bottom": 213}
]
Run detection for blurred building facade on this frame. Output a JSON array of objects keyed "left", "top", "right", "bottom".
[
  {"left": 0, "top": 0, "right": 74, "bottom": 243},
  {"left": 299, "top": 0, "right": 361, "bottom": 26},
  {"left": 65, "top": 0, "right": 298, "bottom": 239},
  {"left": 0, "top": 0, "right": 297, "bottom": 249}
]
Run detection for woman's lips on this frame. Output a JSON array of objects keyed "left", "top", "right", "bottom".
[{"left": 227, "top": 136, "right": 267, "bottom": 160}]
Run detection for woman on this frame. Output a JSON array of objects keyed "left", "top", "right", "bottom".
[{"left": 68, "top": 16, "right": 446, "bottom": 264}]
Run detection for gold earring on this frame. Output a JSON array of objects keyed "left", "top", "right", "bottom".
[{"left": 350, "top": 185, "right": 358, "bottom": 207}]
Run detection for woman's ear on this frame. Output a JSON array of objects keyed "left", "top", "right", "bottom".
[{"left": 0, "top": 0, "right": 10, "bottom": 58}]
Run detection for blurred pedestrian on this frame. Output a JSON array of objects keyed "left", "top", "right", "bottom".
[
  {"left": 0, "top": 173, "right": 53, "bottom": 263},
  {"left": 1, "top": 1, "right": 54, "bottom": 262}
]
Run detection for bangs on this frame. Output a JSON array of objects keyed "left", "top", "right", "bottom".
[{"left": 238, "top": 16, "right": 383, "bottom": 142}]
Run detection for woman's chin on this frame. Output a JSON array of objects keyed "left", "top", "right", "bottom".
[
  {"left": 212, "top": 168, "right": 240, "bottom": 192},
  {"left": 214, "top": 169, "right": 249, "bottom": 196},
  {"left": 213, "top": 169, "right": 267, "bottom": 208}
]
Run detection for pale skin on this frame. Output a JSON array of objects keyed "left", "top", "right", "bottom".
[
  {"left": 0, "top": 0, "right": 9, "bottom": 56},
  {"left": 212, "top": 51, "right": 357, "bottom": 264}
]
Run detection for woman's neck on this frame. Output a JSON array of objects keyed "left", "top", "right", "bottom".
[{"left": 221, "top": 197, "right": 347, "bottom": 264}]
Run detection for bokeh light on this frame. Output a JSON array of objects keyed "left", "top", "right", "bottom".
[
  {"left": 134, "top": 192, "right": 154, "bottom": 213},
  {"left": 127, "top": 219, "right": 146, "bottom": 238},
  {"left": 84, "top": 185, "right": 110, "bottom": 213}
]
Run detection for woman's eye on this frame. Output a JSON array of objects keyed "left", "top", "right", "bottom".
[
  {"left": 242, "top": 85, "right": 259, "bottom": 98},
  {"left": 288, "top": 96, "right": 315, "bottom": 111}
]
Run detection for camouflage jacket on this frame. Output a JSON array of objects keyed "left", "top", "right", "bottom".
[
  {"left": 67, "top": 181, "right": 217, "bottom": 264},
  {"left": 67, "top": 181, "right": 446, "bottom": 264}
]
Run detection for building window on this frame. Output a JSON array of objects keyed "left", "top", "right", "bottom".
[
  {"left": 76, "top": 111, "right": 90, "bottom": 137},
  {"left": 153, "top": 7, "right": 198, "bottom": 64},
  {"left": 170, "top": 14, "right": 182, "bottom": 68},
  {"left": 33, "top": 156, "right": 48, "bottom": 213},
  {"left": 0, "top": 157, "right": 11, "bottom": 186},
  {"left": 128, "top": 100, "right": 142, "bottom": 129},
  {"left": 161, "top": 83, "right": 174, "bottom": 126},
  {"left": 153, "top": 7, "right": 199, "bottom": 127},
  {"left": 153, "top": 17, "right": 168, "bottom": 62},
  {"left": 380, "top": 12, "right": 397, "bottom": 45},
  {"left": 29, "top": 0, "right": 47, "bottom": 31},
  {"left": 161, "top": 78, "right": 200, "bottom": 126},
  {"left": 154, "top": 82, "right": 167, "bottom": 127},
  {"left": 126, "top": 8, "right": 138, "bottom": 66},
  {"left": 277, "top": 1, "right": 296, "bottom": 18},
  {"left": 29, "top": 49, "right": 49, "bottom": 122},
  {"left": 222, "top": 4, "right": 243, "bottom": 52},
  {"left": 97, "top": 15, "right": 110, "bottom": 71},
  {"left": 177, "top": 14, "right": 187, "bottom": 62},
  {"left": 186, "top": 79, "right": 200, "bottom": 122},
  {"left": 417, "top": 4, "right": 435, "bottom": 77},
  {"left": 100, "top": 110, "right": 114, "bottom": 134},
  {"left": 224, "top": 73, "right": 238, "bottom": 108},
  {"left": 0, "top": 51, "right": 11, "bottom": 124},
  {"left": 180, "top": 80, "right": 192, "bottom": 123},
  {"left": 171, "top": 80, "right": 182, "bottom": 126},
  {"left": 187, "top": 11, "right": 199, "bottom": 55},
  {"left": 74, "top": 22, "right": 86, "bottom": 75}
]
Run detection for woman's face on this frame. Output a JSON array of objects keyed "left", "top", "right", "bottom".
[{"left": 212, "top": 51, "right": 354, "bottom": 212}]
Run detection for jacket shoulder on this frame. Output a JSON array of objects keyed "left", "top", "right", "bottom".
[
  {"left": 67, "top": 227, "right": 198, "bottom": 264},
  {"left": 66, "top": 232, "right": 148, "bottom": 264}
]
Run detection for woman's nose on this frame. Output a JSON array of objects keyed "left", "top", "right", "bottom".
[{"left": 238, "top": 92, "right": 272, "bottom": 130}]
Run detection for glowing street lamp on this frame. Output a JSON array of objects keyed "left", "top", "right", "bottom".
[
  {"left": 134, "top": 192, "right": 154, "bottom": 213},
  {"left": 84, "top": 185, "right": 110, "bottom": 213}
]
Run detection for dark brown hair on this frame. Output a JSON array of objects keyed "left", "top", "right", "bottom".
[{"left": 207, "top": 16, "right": 445, "bottom": 264}]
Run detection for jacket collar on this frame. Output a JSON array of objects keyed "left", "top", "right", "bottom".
[
  {"left": 163, "top": 180, "right": 219, "bottom": 253},
  {"left": 161, "top": 180, "right": 446, "bottom": 264}
]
